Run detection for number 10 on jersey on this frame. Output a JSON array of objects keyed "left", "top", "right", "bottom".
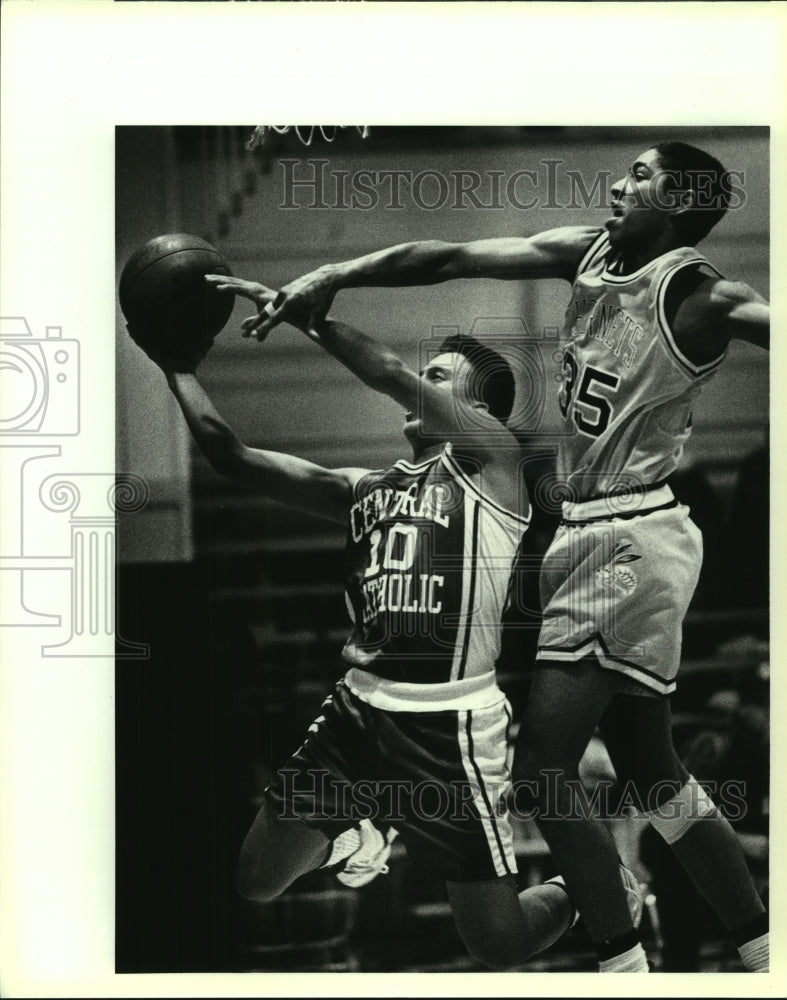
[{"left": 362, "top": 524, "right": 445, "bottom": 625}]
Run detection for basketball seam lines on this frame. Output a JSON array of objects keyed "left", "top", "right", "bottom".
[{"left": 123, "top": 247, "right": 227, "bottom": 289}]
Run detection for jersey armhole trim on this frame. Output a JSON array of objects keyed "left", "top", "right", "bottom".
[
  {"left": 656, "top": 259, "right": 728, "bottom": 378},
  {"left": 393, "top": 456, "right": 441, "bottom": 474},
  {"left": 352, "top": 469, "right": 386, "bottom": 501},
  {"left": 573, "top": 230, "right": 609, "bottom": 281},
  {"left": 353, "top": 455, "right": 441, "bottom": 499},
  {"left": 440, "top": 449, "right": 531, "bottom": 528}
]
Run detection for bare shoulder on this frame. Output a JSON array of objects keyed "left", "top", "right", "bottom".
[
  {"left": 334, "top": 465, "right": 375, "bottom": 496},
  {"left": 704, "top": 278, "right": 767, "bottom": 309},
  {"left": 701, "top": 278, "right": 769, "bottom": 350},
  {"left": 532, "top": 224, "right": 604, "bottom": 248},
  {"left": 673, "top": 275, "right": 765, "bottom": 329},
  {"left": 530, "top": 225, "right": 604, "bottom": 258},
  {"left": 513, "top": 225, "right": 605, "bottom": 282},
  {"left": 672, "top": 274, "right": 769, "bottom": 358}
]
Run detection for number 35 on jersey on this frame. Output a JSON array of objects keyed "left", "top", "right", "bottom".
[{"left": 558, "top": 349, "right": 620, "bottom": 438}]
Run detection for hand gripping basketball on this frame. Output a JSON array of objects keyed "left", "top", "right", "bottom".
[{"left": 128, "top": 325, "right": 214, "bottom": 375}]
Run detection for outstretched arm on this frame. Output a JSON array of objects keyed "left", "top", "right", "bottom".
[
  {"left": 202, "top": 279, "right": 519, "bottom": 459},
  {"left": 311, "top": 316, "right": 518, "bottom": 455},
  {"left": 167, "top": 371, "right": 364, "bottom": 522},
  {"left": 206, "top": 225, "right": 600, "bottom": 340},
  {"left": 197, "top": 282, "right": 525, "bottom": 512},
  {"left": 671, "top": 276, "right": 770, "bottom": 361},
  {"left": 712, "top": 280, "right": 769, "bottom": 351},
  {"left": 304, "top": 317, "right": 525, "bottom": 515},
  {"left": 133, "top": 339, "right": 364, "bottom": 523}
]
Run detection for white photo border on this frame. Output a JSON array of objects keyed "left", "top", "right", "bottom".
[{"left": 1, "top": 1, "right": 785, "bottom": 996}]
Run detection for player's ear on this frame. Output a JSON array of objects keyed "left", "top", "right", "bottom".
[
  {"left": 657, "top": 170, "right": 695, "bottom": 218},
  {"left": 672, "top": 187, "right": 696, "bottom": 217}
]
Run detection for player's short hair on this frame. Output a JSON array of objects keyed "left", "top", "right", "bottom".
[
  {"left": 653, "top": 142, "right": 731, "bottom": 244},
  {"left": 438, "top": 333, "right": 516, "bottom": 425}
]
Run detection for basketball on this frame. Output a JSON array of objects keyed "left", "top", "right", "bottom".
[{"left": 119, "top": 233, "right": 234, "bottom": 355}]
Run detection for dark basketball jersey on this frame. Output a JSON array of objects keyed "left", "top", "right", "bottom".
[
  {"left": 341, "top": 446, "right": 529, "bottom": 686},
  {"left": 557, "top": 231, "right": 726, "bottom": 500}
]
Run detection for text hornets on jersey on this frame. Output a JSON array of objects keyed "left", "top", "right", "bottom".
[{"left": 567, "top": 298, "right": 645, "bottom": 368}]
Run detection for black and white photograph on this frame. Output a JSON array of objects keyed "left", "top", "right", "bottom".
[
  {"left": 115, "top": 123, "right": 770, "bottom": 975},
  {"left": 1, "top": 3, "right": 784, "bottom": 996}
]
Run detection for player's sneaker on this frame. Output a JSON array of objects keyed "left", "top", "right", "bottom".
[
  {"left": 334, "top": 819, "right": 398, "bottom": 888},
  {"left": 322, "top": 825, "right": 362, "bottom": 869},
  {"left": 619, "top": 860, "right": 645, "bottom": 929}
]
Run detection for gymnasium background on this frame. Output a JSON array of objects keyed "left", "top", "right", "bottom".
[{"left": 115, "top": 126, "right": 769, "bottom": 973}]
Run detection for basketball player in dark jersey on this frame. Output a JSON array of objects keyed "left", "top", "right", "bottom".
[
  {"left": 219, "top": 141, "right": 770, "bottom": 973},
  {"left": 132, "top": 300, "right": 643, "bottom": 969}
]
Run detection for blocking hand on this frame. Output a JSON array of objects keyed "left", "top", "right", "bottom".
[
  {"left": 204, "top": 274, "right": 281, "bottom": 340},
  {"left": 208, "top": 267, "right": 336, "bottom": 342}
]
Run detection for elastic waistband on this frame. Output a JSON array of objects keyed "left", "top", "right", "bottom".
[
  {"left": 562, "top": 484, "right": 676, "bottom": 524},
  {"left": 343, "top": 667, "right": 504, "bottom": 713}
]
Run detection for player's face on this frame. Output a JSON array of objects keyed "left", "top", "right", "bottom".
[
  {"left": 403, "top": 352, "right": 476, "bottom": 443},
  {"left": 606, "top": 148, "right": 680, "bottom": 251}
]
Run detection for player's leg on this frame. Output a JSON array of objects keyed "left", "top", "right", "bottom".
[
  {"left": 512, "top": 656, "right": 648, "bottom": 971},
  {"left": 445, "top": 875, "right": 574, "bottom": 970},
  {"left": 236, "top": 797, "right": 331, "bottom": 902},
  {"left": 236, "top": 683, "right": 376, "bottom": 902},
  {"left": 369, "top": 694, "right": 575, "bottom": 968},
  {"left": 601, "top": 694, "right": 768, "bottom": 971}
]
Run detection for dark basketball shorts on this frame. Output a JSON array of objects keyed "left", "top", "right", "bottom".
[{"left": 265, "top": 678, "right": 518, "bottom": 882}]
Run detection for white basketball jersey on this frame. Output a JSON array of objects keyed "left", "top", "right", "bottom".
[{"left": 557, "top": 231, "right": 726, "bottom": 500}]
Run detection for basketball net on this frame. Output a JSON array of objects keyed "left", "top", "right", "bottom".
[{"left": 246, "top": 125, "right": 370, "bottom": 150}]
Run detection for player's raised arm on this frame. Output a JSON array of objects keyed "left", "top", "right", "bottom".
[
  {"left": 711, "top": 280, "right": 769, "bottom": 351},
  {"left": 208, "top": 226, "right": 601, "bottom": 340},
  {"left": 133, "top": 336, "right": 364, "bottom": 524},
  {"left": 670, "top": 275, "right": 770, "bottom": 361},
  {"left": 310, "top": 316, "right": 519, "bottom": 455},
  {"left": 301, "top": 317, "right": 524, "bottom": 514},
  {"left": 204, "top": 275, "right": 521, "bottom": 459}
]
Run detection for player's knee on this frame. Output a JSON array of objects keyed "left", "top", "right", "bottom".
[
  {"left": 235, "top": 867, "right": 284, "bottom": 903},
  {"left": 235, "top": 849, "right": 285, "bottom": 903},
  {"left": 512, "top": 725, "right": 577, "bottom": 783},
  {"left": 508, "top": 774, "right": 540, "bottom": 821},
  {"left": 511, "top": 743, "right": 544, "bottom": 786},
  {"left": 510, "top": 747, "right": 578, "bottom": 820},
  {"left": 644, "top": 774, "right": 718, "bottom": 845}
]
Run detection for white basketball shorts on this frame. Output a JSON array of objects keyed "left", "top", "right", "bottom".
[{"left": 536, "top": 488, "right": 702, "bottom": 695}]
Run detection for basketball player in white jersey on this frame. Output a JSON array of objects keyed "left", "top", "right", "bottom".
[
  {"left": 221, "top": 141, "right": 770, "bottom": 973},
  {"left": 131, "top": 298, "right": 643, "bottom": 969}
]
